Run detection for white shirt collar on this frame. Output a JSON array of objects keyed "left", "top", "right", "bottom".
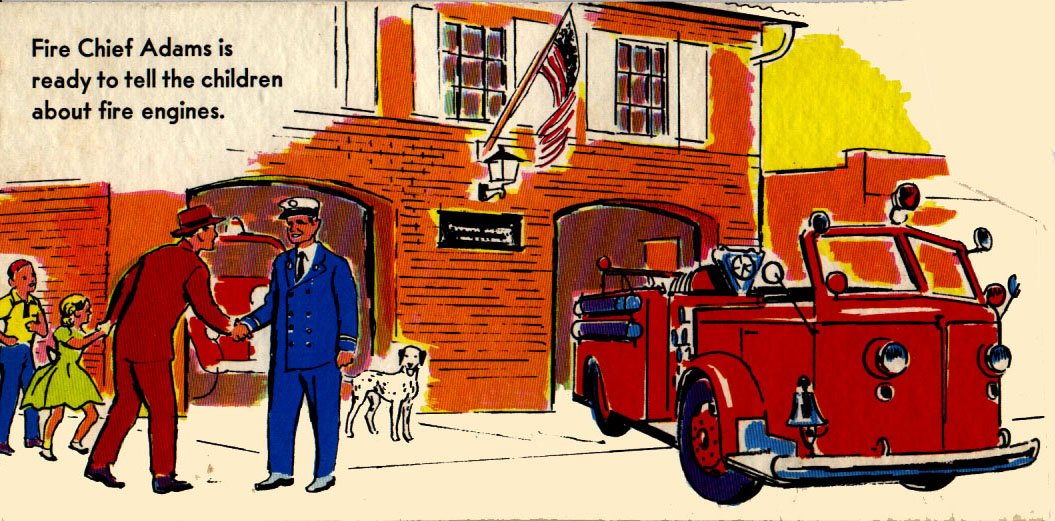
[{"left": 296, "top": 242, "right": 320, "bottom": 270}]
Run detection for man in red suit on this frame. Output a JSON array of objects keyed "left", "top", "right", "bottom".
[{"left": 84, "top": 205, "right": 234, "bottom": 494}]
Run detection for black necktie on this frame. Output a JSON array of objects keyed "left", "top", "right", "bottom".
[{"left": 296, "top": 252, "right": 307, "bottom": 281}]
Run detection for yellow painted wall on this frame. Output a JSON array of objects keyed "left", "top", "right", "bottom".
[{"left": 762, "top": 34, "right": 931, "bottom": 171}]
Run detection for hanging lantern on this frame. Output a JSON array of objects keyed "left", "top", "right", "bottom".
[{"left": 478, "top": 146, "right": 525, "bottom": 201}]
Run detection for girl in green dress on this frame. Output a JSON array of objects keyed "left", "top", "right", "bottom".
[{"left": 22, "top": 294, "right": 109, "bottom": 461}]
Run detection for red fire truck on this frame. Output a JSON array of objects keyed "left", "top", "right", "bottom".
[
  {"left": 184, "top": 218, "right": 279, "bottom": 404},
  {"left": 572, "top": 185, "right": 1039, "bottom": 504}
]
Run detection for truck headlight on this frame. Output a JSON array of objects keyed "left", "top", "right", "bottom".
[
  {"left": 982, "top": 344, "right": 1012, "bottom": 374},
  {"left": 875, "top": 342, "right": 909, "bottom": 377}
]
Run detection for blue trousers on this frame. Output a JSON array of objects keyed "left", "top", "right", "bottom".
[
  {"left": 0, "top": 343, "right": 40, "bottom": 444},
  {"left": 267, "top": 362, "right": 341, "bottom": 478}
]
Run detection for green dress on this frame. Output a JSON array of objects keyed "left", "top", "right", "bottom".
[{"left": 22, "top": 326, "right": 104, "bottom": 410}]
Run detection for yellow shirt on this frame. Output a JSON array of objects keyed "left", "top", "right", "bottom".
[{"left": 0, "top": 290, "right": 44, "bottom": 345}]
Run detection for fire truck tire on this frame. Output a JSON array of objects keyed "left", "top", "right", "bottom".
[
  {"left": 899, "top": 475, "right": 954, "bottom": 492},
  {"left": 584, "top": 361, "right": 631, "bottom": 437},
  {"left": 677, "top": 379, "right": 763, "bottom": 505}
]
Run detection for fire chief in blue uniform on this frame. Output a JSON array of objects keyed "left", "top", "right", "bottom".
[{"left": 233, "top": 197, "right": 357, "bottom": 493}]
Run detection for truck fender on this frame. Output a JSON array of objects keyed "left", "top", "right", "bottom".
[{"left": 677, "top": 352, "right": 765, "bottom": 457}]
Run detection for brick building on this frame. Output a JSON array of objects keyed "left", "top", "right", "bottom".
[
  {"left": 184, "top": 2, "right": 808, "bottom": 412},
  {"left": 2, "top": 4, "right": 960, "bottom": 415}
]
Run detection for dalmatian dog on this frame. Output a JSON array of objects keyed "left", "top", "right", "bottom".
[{"left": 344, "top": 345, "right": 426, "bottom": 442}]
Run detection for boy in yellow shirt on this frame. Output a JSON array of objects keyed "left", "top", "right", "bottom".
[{"left": 0, "top": 259, "right": 47, "bottom": 455}]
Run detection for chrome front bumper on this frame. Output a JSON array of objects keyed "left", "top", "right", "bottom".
[{"left": 726, "top": 439, "right": 1040, "bottom": 486}]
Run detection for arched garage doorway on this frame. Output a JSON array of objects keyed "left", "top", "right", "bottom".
[
  {"left": 551, "top": 200, "right": 717, "bottom": 393},
  {"left": 182, "top": 176, "right": 394, "bottom": 408}
]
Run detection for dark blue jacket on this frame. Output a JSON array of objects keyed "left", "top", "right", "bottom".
[{"left": 242, "top": 245, "right": 358, "bottom": 371}]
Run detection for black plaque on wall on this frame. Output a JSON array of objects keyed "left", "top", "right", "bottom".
[{"left": 437, "top": 210, "right": 524, "bottom": 251}]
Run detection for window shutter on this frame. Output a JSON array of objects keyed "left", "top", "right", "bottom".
[
  {"left": 412, "top": 6, "right": 441, "bottom": 116},
  {"left": 677, "top": 41, "right": 709, "bottom": 143}
]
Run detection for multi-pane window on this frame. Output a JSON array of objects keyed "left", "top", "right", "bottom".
[
  {"left": 615, "top": 40, "right": 668, "bottom": 136},
  {"left": 442, "top": 22, "right": 507, "bottom": 121}
]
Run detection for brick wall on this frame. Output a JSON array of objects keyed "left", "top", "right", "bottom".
[{"left": 0, "top": 183, "right": 111, "bottom": 390}]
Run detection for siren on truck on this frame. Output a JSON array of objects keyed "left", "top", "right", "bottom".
[
  {"left": 889, "top": 183, "right": 921, "bottom": 224},
  {"left": 968, "top": 227, "right": 993, "bottom": 254},
  {"left": 808, "top": 211, "right": 830, "bottom": 233}
]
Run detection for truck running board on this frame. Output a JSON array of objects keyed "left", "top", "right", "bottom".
[
  {"left": 573, "top": 393, "right": 678, "bottom": 446},
  {"left": 638, "top": 421, "right": 677, "bottom": 446}
]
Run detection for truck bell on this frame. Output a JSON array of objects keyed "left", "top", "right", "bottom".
[{"left": 787, "top": 375, "right": 828, "bottom": 456}]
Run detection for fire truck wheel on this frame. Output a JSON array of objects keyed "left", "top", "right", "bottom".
[
  {"left": 585, "top": 361, "right": 631, "bottom": 437},
  {"left": 677, "top": 379, "right": 763, "bottom": 505},
  {"left": 900, "top": 475, "right": 954, "bottom": 492}
]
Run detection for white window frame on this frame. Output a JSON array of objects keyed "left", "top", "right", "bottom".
[
  {"left": 614, "top": 38, "right": 670, "bottom": 137},
  {"left": 439, "top": 20, "right": 509, "bottom": 123},
  {"left": 585, "top": 31, "right": 711, "bottom": 147}
]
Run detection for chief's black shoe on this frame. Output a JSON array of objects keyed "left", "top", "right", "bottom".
[
  {"left": 152, "top": 474, "right": 193, "bottom": 494},
  {"left": 254, "top": 473, "right": 294, "bottom": 491},
  {"left": 305, "top": 475, "right": 335, "bottom": 493}
]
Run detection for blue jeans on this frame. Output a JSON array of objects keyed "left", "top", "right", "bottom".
[{"left": 0, "top": 343, "right": 41, "bottom": 444}]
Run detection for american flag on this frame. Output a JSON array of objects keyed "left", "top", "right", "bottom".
[
  {"left": 481, "top": 9, "right": 579, "bottom": 167},
  {"left": 534, "top": 14, "right": 579, "bottom": 166}
]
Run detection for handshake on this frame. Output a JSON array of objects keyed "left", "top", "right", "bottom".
[
  {"left": 221, "top": 321, "right": 354, "bottom": 367},
  {"left": 231, "top": 322, "right": 253, "bottom": 342},
  {"left": 203, "top": 321, "right": 252, "bottom": 342}
]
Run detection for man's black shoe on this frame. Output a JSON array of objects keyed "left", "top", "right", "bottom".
[
  {"left": 84, "top": 465, "right": 126, "bottom": 489},
  {"left": 152, "top": 475, "right": 193, "bottom": 494}
]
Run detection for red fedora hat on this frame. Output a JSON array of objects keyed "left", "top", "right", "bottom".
[{"left": 171, "top": 205, "right": 225, "bottom": 237}]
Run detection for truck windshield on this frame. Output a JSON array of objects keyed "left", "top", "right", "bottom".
[
  {"left": 908, "top": 237, "right": 975, "bottom": 299},
  {"left": 816, "top": 236, "right": 917, "bottom": 293}
]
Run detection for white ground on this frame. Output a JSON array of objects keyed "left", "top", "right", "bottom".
[{"left": 0, "top": 389, "right": 1047, "bottom": 521}]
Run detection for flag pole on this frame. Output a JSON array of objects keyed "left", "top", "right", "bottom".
[{"left": 481, "top": 6, "right": 573, "bottom": 156}]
